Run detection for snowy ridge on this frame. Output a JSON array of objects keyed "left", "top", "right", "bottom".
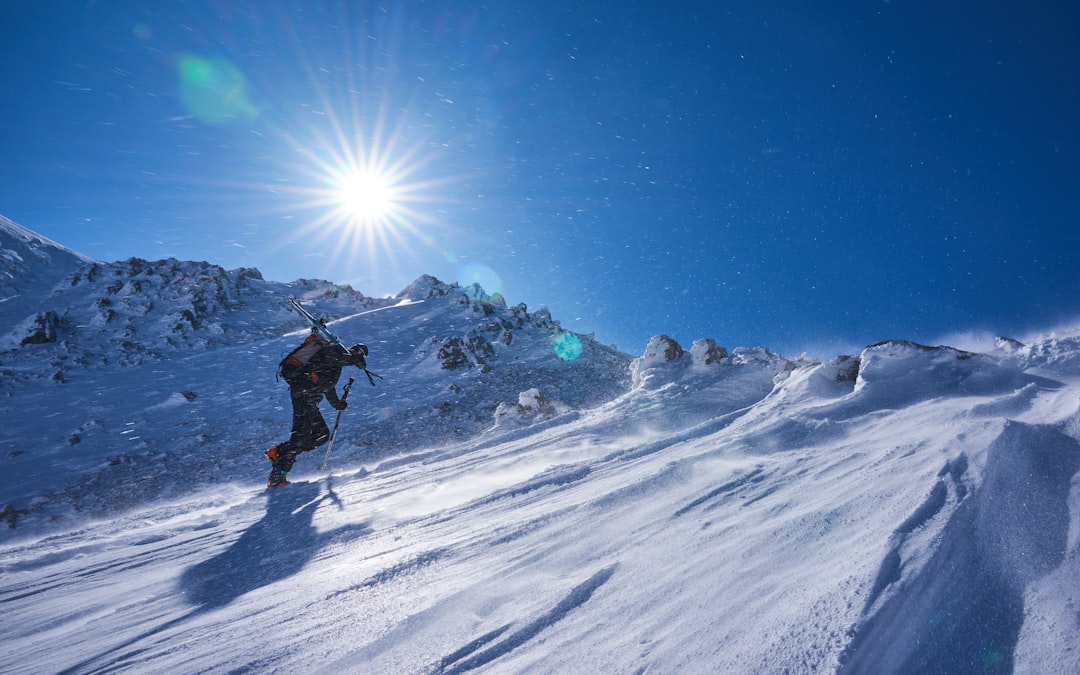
[
  {"left": 0, "top": 253, "right": 376, "bottom": 365},
  {"left": 2, "top": 215, "right": 1080, "bottom": 673},
  {"left": 0, "top": 216, "right": 633, "bottom": 525},
  {"left": 0, "top": 215, "right": 93, "bottom": 303}
]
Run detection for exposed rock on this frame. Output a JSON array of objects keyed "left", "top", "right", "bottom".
[
  {"left": 996, "top": 336, "right": 1025, "bottom": 352},
  {"left": 690, "top": 338, "right": 728, "bottom": 366},
  {"left": 828, "top": 355, "right": 861, "bottom": 383},
  {"left": 18, "top": 311, "right": 61, "bottom": 345},
  {"left": 494, "top": 388, "right": 560, "bottom": 427},
  {"left": 643, "top": 335, "right": 685, "bottom": 363},
  {"left": 398, "top": 274, "right": 456, "bottom": 300},
  {"left": 438, "top": 337, "right": 470, "bottom": 370}
]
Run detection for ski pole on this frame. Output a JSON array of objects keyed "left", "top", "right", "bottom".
[
  {"left": 320, "top": 377, "right": 354, "bottom": 471},
  {"left": 360, "top": 365, "right": 382, "bottom": 386}
]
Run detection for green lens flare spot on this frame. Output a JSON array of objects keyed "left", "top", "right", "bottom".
[
  {"left": 979, "top": 645, "right": 1004, "bottom": 671},
  {"left": 458, "top": 263, "right": 503, "bottom": 304},
  {"left": 554, "top": 332, "right": 583, "bottom": 361},
  {"left": 178, "top": 55, "right": 258, "bottom": 124}
]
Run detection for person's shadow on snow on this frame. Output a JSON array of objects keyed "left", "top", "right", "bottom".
[{"left": 181, "top": 481, "right": 370, "bottom": 610}]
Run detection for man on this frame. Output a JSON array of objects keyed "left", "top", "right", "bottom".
[{"left": 266, "top": 333, "right": 368, "bottom": 487}]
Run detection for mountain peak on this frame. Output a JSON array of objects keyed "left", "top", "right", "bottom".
[
  {"left": 396, "top": 274, "right": 457, "bottom": 300},
  {"left": 0, "top": 214, "right": 94, "bottom": 299}
]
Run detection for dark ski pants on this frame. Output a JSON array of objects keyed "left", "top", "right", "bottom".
[{"left": 273, "top": 387, "right": 329, "bottom": 473}]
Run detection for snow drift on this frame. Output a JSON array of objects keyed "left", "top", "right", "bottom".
[{"left": 2, "top": 215, "right": 1079, "bottom": 674}]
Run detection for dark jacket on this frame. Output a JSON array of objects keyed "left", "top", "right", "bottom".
[
  {"left": 282, "top": 335, "right": 363, "bottom": 407},
  {"left": 304, "top": 344, "right": 362, "bottom": 407}
]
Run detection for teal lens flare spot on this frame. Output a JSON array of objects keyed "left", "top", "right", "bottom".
[
  {"left": 554, "top": 332, "right": 583, "bottom": 361},
  {"left": 178, "top": 55, "right": 258, "bottom": 124},
  {"left": 458, "top": 262, "right": 503, "bottom": 303}
]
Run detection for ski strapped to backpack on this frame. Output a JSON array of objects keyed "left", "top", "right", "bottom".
[{"left": 287, "top": 297, "right": 383, "bottom": 386}]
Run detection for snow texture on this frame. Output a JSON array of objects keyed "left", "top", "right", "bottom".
[{"left": 2, "top": 215, "right": 1080, "bottom": 674}]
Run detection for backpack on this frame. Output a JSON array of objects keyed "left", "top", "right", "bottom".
[{"left": 278, "top": 334, "right": 330, "bottom": 385}]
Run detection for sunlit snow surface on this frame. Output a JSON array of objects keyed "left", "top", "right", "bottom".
[{"left": 3, "top": 220, "right": 1080, "bottom": 673}]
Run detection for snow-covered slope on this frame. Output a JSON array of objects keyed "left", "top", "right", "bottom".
[
  {"left": 0, "top": 215, "right": 93, "bottom": 299},
  {"left": 1, "top": 215, "right": 95, "bottom": 344},
  {"left": 2, "top": 216, "right": 1079, "bottom": 674},
  {"left": 0, "top": 219, "right": 631, "bottom": 526}
]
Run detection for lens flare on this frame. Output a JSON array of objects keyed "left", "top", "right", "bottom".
[
  {"left": 458, "top": 262, "right": 503, "bottom": 302},
  {"left": 979, "top": 645, "right": 1004, "bottom": 670},
  {"left": 178, "top": 55, "right": 258, "bottom": 124},
  {"left": 554, "top": 332, "right": 584, "bottom": 361}
]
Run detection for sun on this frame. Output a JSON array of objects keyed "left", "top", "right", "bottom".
[
  {"left": 265, "top": 93, "right": 458, "bottom": 282},
  {"left": 333, "top": 169, "right": 396, "bottom": 223},
  {"left": 281, "top": 142, "right": 445, "bottom": 279}
]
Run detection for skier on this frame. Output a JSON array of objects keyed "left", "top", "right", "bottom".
[{"left": 266, "top": 332, "right": 368, "bottom": 487}]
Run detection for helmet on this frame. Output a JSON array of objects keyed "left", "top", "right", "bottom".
[{"left": 350, "top": 343, "right": 368, "bottom": 357}]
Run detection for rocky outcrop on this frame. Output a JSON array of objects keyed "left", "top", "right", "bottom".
[
  {"left": 690, "top": 338, "right": 728, "bottom": 366},
  {"left": 641, "top": 335, "right": 685, "bottom": 365},
  {"left": 17, "top": 311, "right": 61, "bottom": 345}
]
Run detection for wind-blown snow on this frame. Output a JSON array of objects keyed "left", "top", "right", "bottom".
[{"left": 2, "top": 215, "right": 1079, "bottom": 674}]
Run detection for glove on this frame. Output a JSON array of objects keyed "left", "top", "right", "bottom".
[
  {"left": 348, "top": 343, "right": 368, "bottom": 368},
  {"left": 332, "top": 399, "right": 348, "bottom": 411}
]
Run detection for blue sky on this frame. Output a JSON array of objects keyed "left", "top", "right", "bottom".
[{"left": 2, "top": 1, "right": 1078, "bottom": 355}]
